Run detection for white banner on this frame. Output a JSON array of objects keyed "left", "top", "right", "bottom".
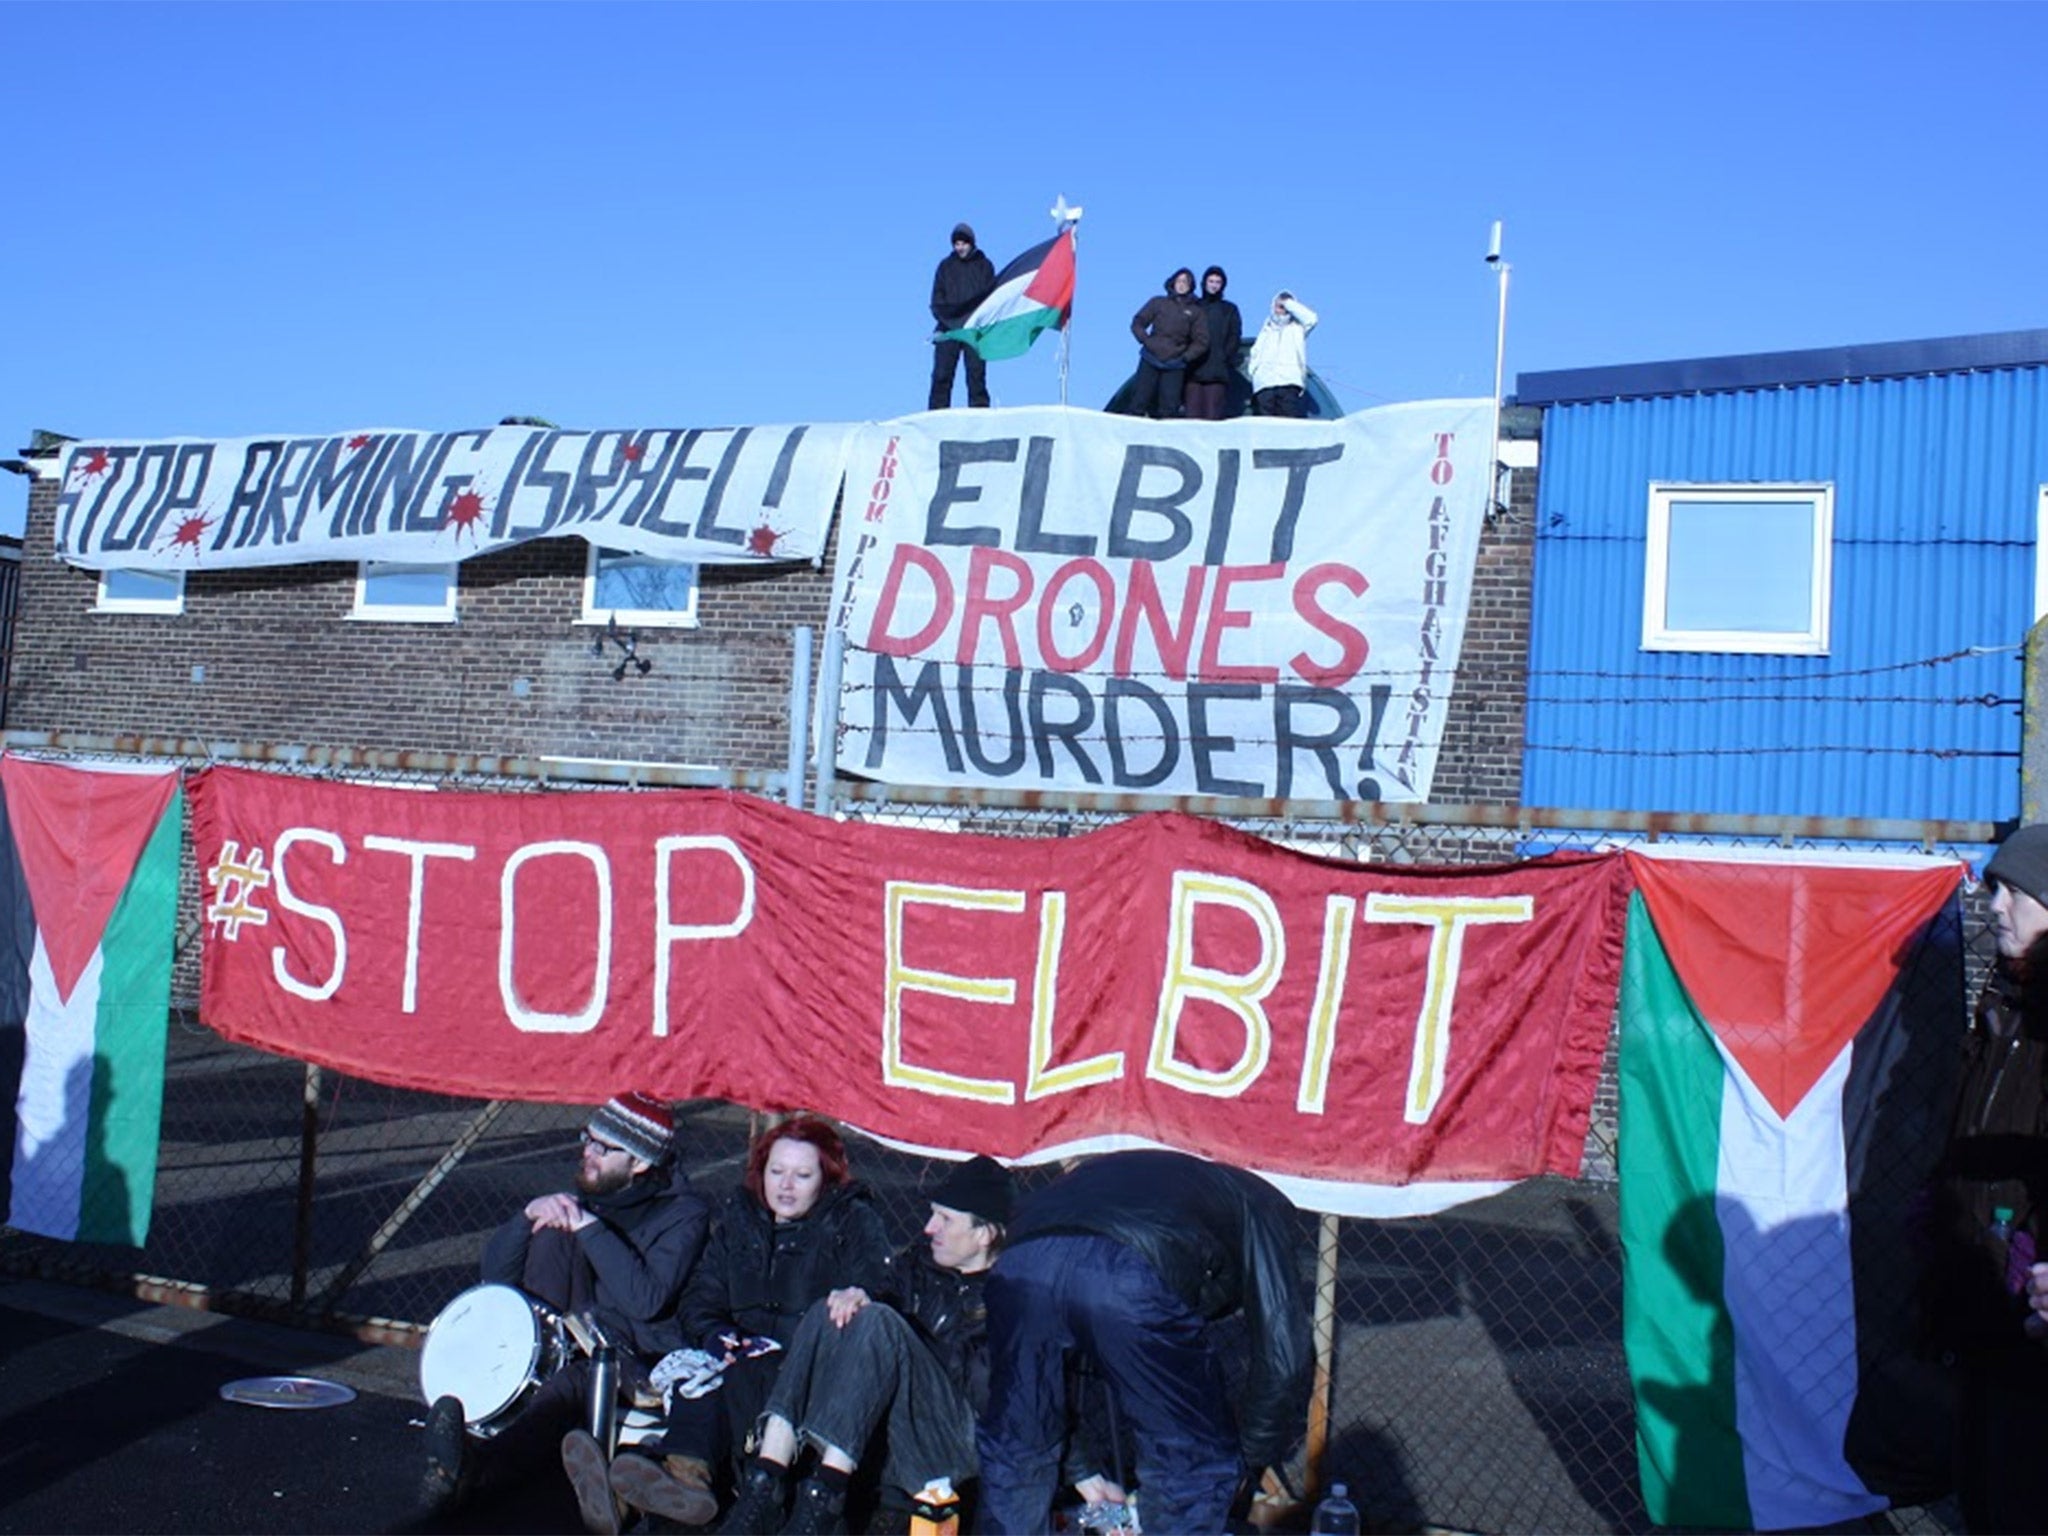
[
  {"left": 831, "top": 401, "right": 1493, "bottom": 802},
  {"left": 54, "top": 422, "right": 859, "bottom": 570}
]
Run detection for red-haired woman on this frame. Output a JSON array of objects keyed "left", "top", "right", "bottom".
[{"left": 605, "top": 1114, "right": 891, "bottom": 1531}]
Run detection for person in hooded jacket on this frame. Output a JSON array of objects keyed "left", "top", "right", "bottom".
[
  {"left": 976, "top": 1150, "right": 1312, "bottom": 1535},
  {"left": 1184, "top": 266, "right": 1244, "bottom": 421},
  {"left": 1933, "top": 824, "right": 2048, "bottom": 1531},
  {"left": 599, "top": 1114, "right": 892, "bottom": 1531},
  {"left": 1246, "top": 290, "right": 1320, "bottom": 417},
  {"left": 1122, "top": 268, "right": 1209, "bottom": 420},
  {"left": 929, "top": 222, "right": 997, "bottom": 410}
]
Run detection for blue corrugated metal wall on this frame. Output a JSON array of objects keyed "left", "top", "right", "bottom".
[{"left": 1524, "top": 368, "right": 2048, "bottom": 820}]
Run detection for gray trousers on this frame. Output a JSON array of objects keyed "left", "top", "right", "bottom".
[{"left": 763, "top": 1298, "right": 976, "bottom": 1497}]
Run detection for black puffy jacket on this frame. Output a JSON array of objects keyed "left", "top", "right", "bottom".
[
  {"left": 680, "top": 1181, "right": 894, "bottom": 1350},
  {"left": 480, "top": 1163, "right": 710, "bottom": 1364},
  {"left": 897, "top": 1244, "right": 993, "bottom": 1410},
  {"left": 1004, "top": 1150, "right": 1312, "bottom": 1468}
]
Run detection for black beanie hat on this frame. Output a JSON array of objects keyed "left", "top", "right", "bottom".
[
  {"left": 929, "top": 1154, "right": 1015, "bottom": 1225},
  {"left": 952, "top": 222, "right": 976, "bottom": 245},
  {"left": 1986, "top": 824, "right": 2048, "bottom": 909}
]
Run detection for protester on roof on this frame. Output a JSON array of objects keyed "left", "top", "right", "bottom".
[
  {"left": 1247, "top": 290, "right": 1320, "bottom": 417},
  {"left": 929, "top": 222, "right": 997, "bottom": 411},
  {"left": 1120, "top": 268, "right": 1209, "bottom": 421},
  {"left": 1184, "top": 266, "right": 1244, "bottom": 421}
]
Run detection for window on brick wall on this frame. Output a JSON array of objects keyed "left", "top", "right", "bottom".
[
  {"left": 352, "top": 561, "right": 457, "bottom": 622},
  {"left": 96, "top": 567, "right": 185, "bottom": 615},
  {"left": 1643, "top": 483, "right": 1833, "bottom": 655},
  {"left": 580, "top": 546, "right": 699, "bottom": 628}
]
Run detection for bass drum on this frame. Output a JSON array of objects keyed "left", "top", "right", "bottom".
[{"left": 419, "top": 1283, "right": 563, "bottom": 1434}]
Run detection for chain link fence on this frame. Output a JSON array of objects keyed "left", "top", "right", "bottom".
[{"left": 0, "top": 744, "right": 1998, "bottom": 1534}]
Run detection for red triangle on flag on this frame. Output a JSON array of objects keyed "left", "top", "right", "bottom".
[
  {"left": 1023, "top": 229, "right": 1076, "bottom": 319},
  {"left": 1628, "top": 854, "right": 1960, "bottom": 1118},
  {"left": 2, "top": 756, "right": 178, "bottom": 1004}
]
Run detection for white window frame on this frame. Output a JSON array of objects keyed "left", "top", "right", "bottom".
[
  {"left": 2033, "top": 485, "right": 2048, "bottom": 624},
  {"left": 579, "top": 545, "right": 700, "bottom": 629},
  {"left": 351, "top": 561, "right": 457, "bottom": 623},
  {"left": 1642, "top": 482, "right": 1833, "bottom": 655},
  {"left": 95, "top": 567, "right": 186, "bottom": 615}
]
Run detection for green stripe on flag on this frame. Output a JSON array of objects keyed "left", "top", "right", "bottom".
[
  {"left": 1618, "top": 892, "right": 1750, "bottom": 1528},
  {"left": 77, "top": 788, "right": 182, "bottom": 1247},
  {"left": 942, "top": 306, "right": 1064, "bottom": 362}
]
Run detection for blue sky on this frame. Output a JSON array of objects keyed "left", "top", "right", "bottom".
[{"left": 4, "top": 1, "right": 2042, "bottom": 538}]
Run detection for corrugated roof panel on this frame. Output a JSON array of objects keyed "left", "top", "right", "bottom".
[{"left": 1523, "top": 366, "right": 2045, "bottom": 821}]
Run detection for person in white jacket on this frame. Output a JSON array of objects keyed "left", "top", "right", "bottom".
[{"left": 1245, "top": 290, "right": 1319, "bottom": 417}]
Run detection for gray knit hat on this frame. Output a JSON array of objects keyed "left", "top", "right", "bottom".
[
  {"left": 587, "top": 1092, "right": 675, "bottom": 1166},
  {"left": 1986, "top": 825, "right": 2048, "bottom": 910}
]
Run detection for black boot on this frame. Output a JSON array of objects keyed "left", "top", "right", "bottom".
[
  {"left": 779, "top": 1476, "right": 847, "bottom": 1536},
  {"left": 716, "top": 1460, "right": 790, "bottom": 1534},
  {"left": 420, "top": 1395, "right": 470, "bottom": 1514}
]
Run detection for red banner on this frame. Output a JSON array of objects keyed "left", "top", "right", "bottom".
[{"left": 191, "top": 767, "right": 1628, "bottom": 1212}]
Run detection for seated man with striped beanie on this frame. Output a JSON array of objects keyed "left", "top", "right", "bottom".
[{"left": 420, "top": 1093, "right": 712, "bottom": 1532}]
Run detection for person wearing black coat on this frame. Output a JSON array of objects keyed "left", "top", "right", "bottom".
[
  {"left": 600, "top": 1115, "right": 892, "bottom": 1531},
  {"left": 929, "top": 222, "right": 997, "bottom": 410},
  {"left": 1121, "top": 268, "right": 1209, "bottom": 421},
  {"left": 422, "top": 1095, "right": 711, "bottom": 1524},
  {"left": 1184, "top": 266, "right": 1244, "bottom": 421},
  {"left": 718, "top": 1155, "right": 1017, "bottom": 1534},
  {"left": 976, "top": 1150, "right": 1313, "bottom": 1535}
]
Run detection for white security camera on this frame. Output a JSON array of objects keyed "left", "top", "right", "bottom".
[{"left": 1484, "top": 220, "right": 1503, "bottom": 265}]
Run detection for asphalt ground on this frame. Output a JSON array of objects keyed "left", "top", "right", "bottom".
[{"left": 0, "top": 1277, "right": 577, "bottom": 1536}]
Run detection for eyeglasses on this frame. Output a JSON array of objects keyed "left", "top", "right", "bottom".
[{"left": 582, "top": 1133, "right": 626, "bottom": 1156}]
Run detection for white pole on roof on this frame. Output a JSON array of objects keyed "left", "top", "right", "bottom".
[
  {"left": 1486, "top": 219, "right": 1511, "bottom": 517},
  {"left": 1051, "top": 194, "right": 1082, "bottom": 409}
]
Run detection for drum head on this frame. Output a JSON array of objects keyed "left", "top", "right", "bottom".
[{"left": 420, "top": 1283, "right": 545, "bottom": 1424}]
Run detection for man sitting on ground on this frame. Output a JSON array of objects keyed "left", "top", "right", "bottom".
[
  {"left": 421, "top": 1093, "right": 711, "bottom": 1531},
  {"left": 614, "top": 1155, "right": 1014, "bottom": 1535}
]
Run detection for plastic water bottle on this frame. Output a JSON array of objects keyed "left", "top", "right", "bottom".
[{"left": 1311, "top": 1481, "right": 1361, "bottom": 1535}]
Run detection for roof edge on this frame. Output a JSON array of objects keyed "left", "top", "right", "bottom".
[{"left": 1516, "top": 327, "right": 2048, "bottom": 407}]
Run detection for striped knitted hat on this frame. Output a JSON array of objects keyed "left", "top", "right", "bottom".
[{"left": 587, "top": 1093, "right": 675, "bottom": 1166}]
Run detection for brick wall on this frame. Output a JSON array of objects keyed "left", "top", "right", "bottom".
[{"left": 10, "top": 452, "right": 1541, "bottom": 801}]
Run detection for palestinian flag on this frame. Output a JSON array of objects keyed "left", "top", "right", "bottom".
[
  {"left": 940, "top": 227, "right": 1076, "bottom": 361},
  {"left": 1617, "top": 849, "right": 1962, "bottom": 1529},
  {"left": 0, "top": 756, "right": 183, "bottom": 1246}
]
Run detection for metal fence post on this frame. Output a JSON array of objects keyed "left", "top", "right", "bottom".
[
  {"left": 2024, "top": 615, "right": 2048, "bottom": 823},
  {"left": 290, "top": 1063, "right": 321, "bottom": 1305},
  {"left": 786, "top": 626, "right": 814, "bottom": 810},
  {"left": 1305, "top": 1211, "right": 1341, "bottom": 1498},
  {"left": 812, "top": 626, "right": 845, "bottom": 816}
]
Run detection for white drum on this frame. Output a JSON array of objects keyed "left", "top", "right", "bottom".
[{"left": 419, "top": 1283, "right": 563, "bottom": 1433}]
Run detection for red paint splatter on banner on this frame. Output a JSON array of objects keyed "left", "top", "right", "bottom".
[
  {"left": 79, "top": 450, "right": 111, "bottom": 478},
  {"left": 169, "top": 514, "right": 212, "bottom": 554},
  {"left": 346, "top": 434, "right": 371, "bottom": 451},
  {"left": 620, "top": 442, "right": 645, "bottom": 463},
  {"left": 445, "top": 488, "right": 487, "bottom": 539},
  {"left": 747, "top": 524, "right": 782, "bottom": 557}
]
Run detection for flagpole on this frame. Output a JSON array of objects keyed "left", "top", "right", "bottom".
[{"left": 1050, "top": 194, "right": 1082, "bottom": 409}]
